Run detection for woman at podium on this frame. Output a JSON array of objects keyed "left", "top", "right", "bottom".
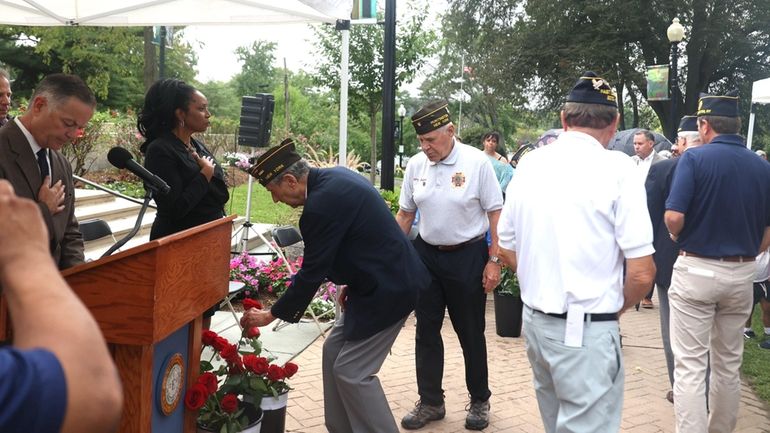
[{"left": 138, "top": 78, "right": 229, "bottom": 329}]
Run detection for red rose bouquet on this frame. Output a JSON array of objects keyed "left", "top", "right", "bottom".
[{"left": 185, "top": 318, "right": 299, "bottom": 432}]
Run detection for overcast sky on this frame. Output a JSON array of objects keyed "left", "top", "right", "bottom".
[{"left": 183, "top": 1, "right": 448, "bottom": 89}]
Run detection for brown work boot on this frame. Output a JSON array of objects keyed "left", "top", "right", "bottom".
[
  {"left": 401, "top": 400, "right": 446, "bottom": 430},
  {"left": 465, "top": 399, "right": 490, "bottom": 430}
]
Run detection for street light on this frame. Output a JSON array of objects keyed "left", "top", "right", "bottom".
[
  {"left": 667, "top": 17, "right": 685, "bottom": 141},
  {"left": 397, "top": 104, "right": 406, "bottom": 169}
]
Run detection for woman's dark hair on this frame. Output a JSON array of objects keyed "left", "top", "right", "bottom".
[
  {"left": 483, "top": 131, "right": 506, "bottom": 155},
  {"left": 137, "top": 78, "right": 196, "bottom": 153}
]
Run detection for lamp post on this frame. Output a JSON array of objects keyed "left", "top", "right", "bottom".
[
  {"left": 667, "top": 17, "right": 685, "bottom": 141},
  {"left": 397, "top": 104, "right": 406, "bottom": 169}
]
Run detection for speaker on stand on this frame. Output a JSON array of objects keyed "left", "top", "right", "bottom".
[{"left": 232, "top": 94, "right": 278, "bottom": 255}]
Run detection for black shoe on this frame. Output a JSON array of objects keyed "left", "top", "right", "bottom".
[
  {"left": 465, "top": 400, "right": 490, "bottom": 430},
  {"left": 760, "top": 339, "right": 770, "bottom": 350},
  {"left": 666, "top": 390, "right": 674, "bottom": 404},
  {"left": 401, "top": 400, "right": 446, "bottom": 430},
  {"left": 744, "top": 329, "right": 757, "bottom": 339}
]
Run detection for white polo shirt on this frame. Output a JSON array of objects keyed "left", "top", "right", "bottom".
[
  {"left": 498, "top": 131, "right": 654, "bottom": 314},
  {"left": 399, "top": 140, "right": 503, "bottom": 245}
]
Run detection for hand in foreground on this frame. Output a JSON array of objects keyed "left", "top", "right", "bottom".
[
  {"left": 482, "top": 262, "right": 501, "bottom": 293},
  {"left": 240, "top": 307, "right": 275, "bottom": 329},
  {"left": 337, "top": 285, "right": 348, "bottom": 311},
  {"left": 0, "top": 180, "right": 49, "bottom": 274},
  {"left": 37, "top": 176, "right": 65, "bottom": 214}
]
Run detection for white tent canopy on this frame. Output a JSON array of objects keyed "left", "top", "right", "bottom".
[
  {"left": 0, "top": 0, "right": 345, "bottom": 26},
  {"left": 747, "top": 77, "right": 770, "bottom": 148}
]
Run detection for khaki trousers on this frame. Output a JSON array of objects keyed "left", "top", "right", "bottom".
[{"left": 669, "top": 256, "right": 753, "bottom": 433}]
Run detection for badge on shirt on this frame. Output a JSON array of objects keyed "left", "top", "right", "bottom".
[{"left": 451, "top": 172, "right": 466, "bottom": 188}]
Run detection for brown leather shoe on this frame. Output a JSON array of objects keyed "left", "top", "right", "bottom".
[
  {"left": 641, "top": 298, "right": 654, "bottom": 309},
  {"left": 666, "top": 391, "right": 674, "bottom": 404}
]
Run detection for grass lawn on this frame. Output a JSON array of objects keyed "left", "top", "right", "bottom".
[
  {"left": 224, "top": 182, "right": 299, "bottom": 225},
  {"left": 742, "top": 306, "right": 770, "bottom": 403}
]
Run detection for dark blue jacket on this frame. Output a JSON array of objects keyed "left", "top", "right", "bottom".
[
  {"left": 271, "top": 167, "right": 429, "bottom": 340},
  {"left": 645, "top": 157, "right": 679, "bottom": 288}
]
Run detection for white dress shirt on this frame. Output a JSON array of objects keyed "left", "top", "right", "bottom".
[{"left": 499, "top": 131, "right": 654, "bottom": 314}]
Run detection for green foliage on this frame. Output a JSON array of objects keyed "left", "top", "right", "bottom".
[
  {"left": 233, "top": 40, "right": 278, "bottom": 97},
  {"left": 495, "top": 267, "right": 520, "bottom": 297},
  {"left": 378, "top": 187, "right": 401, "bottom": 216},
  {"left": 225, "top": 183, "right": 299, "bottom": 225},
  {"left": 742, "top": 307, "right": 770, "bottom": 403}
]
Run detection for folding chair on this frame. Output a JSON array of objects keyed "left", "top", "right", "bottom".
[
  {"left": 270, "top": 226, "right": 336, "bottom": 336},
  {"left": 80, "top": 218, "right": 116, "bottom": 243},
  {"left": 220, "top": 281, "right": 245, "bottom": 331}
]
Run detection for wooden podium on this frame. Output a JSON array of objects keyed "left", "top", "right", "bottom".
[{"left": 57, "top": 216, "right": 235, "bottom": 433}]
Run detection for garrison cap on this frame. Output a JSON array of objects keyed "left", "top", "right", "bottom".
[
  {"left": 249, "top": 138, "right": 302, "bottom": 186},
  {"left": 411, "top": 100, "right": 452, "bottom": 135},
  {"left": 677, "top": 115, "right": 698, "bottom": 133},
  {"left": 696, "top": 90, "right": 740, "bottom": 117},
  {"left": 566, "top": 71, "right": 618, "bottom": 107}
]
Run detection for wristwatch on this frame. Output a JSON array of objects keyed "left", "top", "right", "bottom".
[{"left": 488, "top": 255, "right": 502, "bottom": 265}]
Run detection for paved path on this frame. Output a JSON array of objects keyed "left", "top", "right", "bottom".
[{"left": 273, "top": 294, "right": 770, "bottom": 432}]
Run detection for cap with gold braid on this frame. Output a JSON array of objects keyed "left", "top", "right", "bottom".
[
  {"left": 696, "top": 90, "right": 740, "bottom": 117},
  {"left": 248, "top": 138, "right": 302, "bottom": 186},
  {"left": 411, "top": 100, "right": 452, "bottom": 135},
  {"left": 566, "top": 71, "right": 618, "bottom": 107}
]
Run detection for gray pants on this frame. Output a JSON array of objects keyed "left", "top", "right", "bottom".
[
  {"left": 523, "top": 305, "right": 624, "bottom": 433},
  {"left": 657, "top": 283, "right": 675, "bottom": 387},
  {"left": 322, "top": 313, "right": 406, "bottom": 433}
]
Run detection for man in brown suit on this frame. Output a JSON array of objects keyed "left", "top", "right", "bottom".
[{"left": 0, "top": 74, "right": 95, "bottom": 269}]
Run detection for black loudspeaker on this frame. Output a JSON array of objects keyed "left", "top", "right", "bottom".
[{"left": 238, "top": 94, "right": 274, "bottom": 147}]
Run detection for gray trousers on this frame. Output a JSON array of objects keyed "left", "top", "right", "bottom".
[
  {"left": 322, "top": 313, "right": 406, "bottom": 433},
  {"left": 657, "top": 283, "right": 675, "bottom": 387},
  {"left": 523, "top": 305, "right": 624, "bottom": 433}
]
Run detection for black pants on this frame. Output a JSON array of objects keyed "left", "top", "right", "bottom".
[{"left": 413, "top": 236, "right": 491, "bottom": 405}]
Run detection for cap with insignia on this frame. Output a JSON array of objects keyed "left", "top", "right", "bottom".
[
  {"left": 566, "top": 71, "right": 618, "bottom": 107},
  {"left": 411, "top": 100, "right": 452, "bottom": 135},
  {"left": 677, "top": 115, "right": 698, "bottom": 133},
  {"left": 696, "top": 90, "right": 740, "bottom": 117},
  {"left": 248, "top": 138, "right": 302, "bottom": 186}
]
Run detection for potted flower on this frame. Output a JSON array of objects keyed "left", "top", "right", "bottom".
[
  {"left": 493, "top": 266, "right": 524, "bottom": 337},
  {"left": 186, "top": 299, "right": 299, "bottom": 433}
]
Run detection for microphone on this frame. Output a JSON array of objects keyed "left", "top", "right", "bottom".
[{"left": 107, "top": 147, "right": 170, "bottom": 194}]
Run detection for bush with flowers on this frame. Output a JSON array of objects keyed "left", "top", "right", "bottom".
[
  {"left": 222, "top": 152, "right": 254, "bottom": 172},
  {"left": 229, "top": 253, "right": 303, "bottom": 298},
  {"left": 185, "top": 299, "right": 299, "bottom": 432}
]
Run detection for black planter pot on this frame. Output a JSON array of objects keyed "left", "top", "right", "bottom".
[
  {"left": 260, "top": 392, "right": 289, "bottom": 433},
  {"left": 494, "top": 292, "right": 523, "bottom": 337}
]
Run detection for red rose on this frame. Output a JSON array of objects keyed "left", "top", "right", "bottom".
[
  {"left": 196, "top": 372, "right": 218, "bottom": 394},
  {"left": 243, "top": 298, "right": 263, "bottom": 310},
  {"left": 253, "top": 357, "right": 269, "bottom": 375},
  {"left": 184, "top": 383, "right": 208, "bottom": 410},
  {"left": 246, "top": 326, "right": 260, "bottom": 338},
  {"left": 267, "top": 364, "right": 285, "bottom": 382},
  {"left": 243, "top": 354, "right": 257, "bottom": 372},
  {"left": 229, "top": 358, "right": 244, "bottom": 374},
  {"left": 201, "top": 330, "right": 218, "bottom": 347},
  {"left": 212, "top": 336, "right": 229, "bottom": 352},
  {"left": 283, "top": 362, "right": 299, "bottom": 378},
  {"left": 220, "top": 393, "right": 239, "bottom": 413}
]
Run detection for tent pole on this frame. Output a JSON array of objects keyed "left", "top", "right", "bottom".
[{"left": 337, "top": 19, "right": 350, "bottom": 167}]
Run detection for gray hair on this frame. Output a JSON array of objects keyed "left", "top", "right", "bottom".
[
  {"left": 31, "top": 73, "right": 96, "bottom": 110},
  {"left": 699, "top": 115, "right": 741, "bottom": 134},
  {"left": 269, "top": 159, "right": 311, "bottom": 186},
  {"left": 0, "top": 68, "right": 10, "bottom": 82}
]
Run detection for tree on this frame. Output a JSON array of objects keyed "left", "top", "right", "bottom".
[
  {"left": 312, "top": 1, "right": 436, "bottom": 182},
  {"left": 438, "top": 0, "right": 770, "bottom": 135},
  {"left": 233, "top": 40, "right": 278, "bottom": 98}
]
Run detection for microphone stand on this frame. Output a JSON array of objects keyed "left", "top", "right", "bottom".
[{"left": 101, "top": 183, "right": 157, "bottom": 258}]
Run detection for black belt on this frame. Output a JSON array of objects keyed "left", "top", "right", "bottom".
[
  {"left": 427, "top": 234, "right": 486, "bottom": 252},
  {"left": 534, "top": 309, "right": 618, "bottom": 322},
  {"left": 679, "top": 251, "right": 755, "bottom": 263}
]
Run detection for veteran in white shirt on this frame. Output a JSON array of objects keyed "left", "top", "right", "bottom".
[{"left": 498, "top": 72, "right": 656, "bottom": 433}]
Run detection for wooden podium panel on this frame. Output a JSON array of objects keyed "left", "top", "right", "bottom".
[{"left": 32, "top": 215, "right": 234, "bottom": 433}]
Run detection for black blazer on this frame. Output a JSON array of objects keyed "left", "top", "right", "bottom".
[
  {"left": 645, "top": 158, "right": 680, "bottom": 288},
  {"left": 143, "top": 133, "right": 228, "bottom": 240},
  {"left": 271, "top": 167, "right": 430, "bottom": 340}
]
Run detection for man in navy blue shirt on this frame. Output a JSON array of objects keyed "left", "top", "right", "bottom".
[
  {"left": 665, "top": 91, "right": 770, "bottom": 433},
  {"left": 0, "top": 179, "right": 122, "bottom": 433}
]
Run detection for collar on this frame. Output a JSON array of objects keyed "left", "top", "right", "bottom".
[
  {"left": 642, "top": 150, "right": 656, "bottom": 162},
  {"left": 710, "top": 134, "right": 745, "bottom": 147},
  {"left": 15, "top": 117, "right": 44, "bottom": 156}
]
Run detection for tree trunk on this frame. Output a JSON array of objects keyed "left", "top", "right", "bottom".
[
  {"left": 143, "top": 27, "right": 157, "bottom": 91},
  {"left": 617, "top": 80, "right": 626, "bottom": 130},
  {"left": 629, "top": 88, "right": 640, "bottom": 128}
]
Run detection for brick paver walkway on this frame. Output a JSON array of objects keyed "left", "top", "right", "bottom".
[{"left": 283, "top": 295, "right": 770, "bottom": 432}]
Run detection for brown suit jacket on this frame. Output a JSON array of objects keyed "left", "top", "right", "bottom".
[{"left": 0, "top": 120, "right": 84, "bottom": 269}]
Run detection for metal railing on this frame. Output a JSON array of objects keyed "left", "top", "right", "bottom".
[{"left": 74, "top": 175, "right": 157, "bottom": 209}]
